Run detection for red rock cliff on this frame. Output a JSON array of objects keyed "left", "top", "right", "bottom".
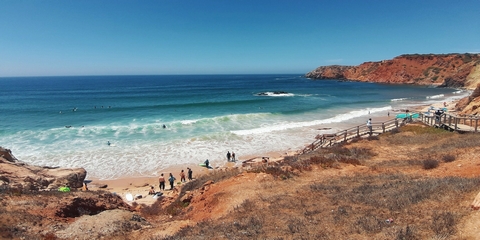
[{"left": 306, "top": 53, "right": 480, "bottom": 89}]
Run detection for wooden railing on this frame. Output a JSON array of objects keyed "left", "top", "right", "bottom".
[
  {"left": 300, "top": 117, "right": 410, "bottom": 155},
  {"left": 418, "top": 112, "right": 479, "bottom": 133},
  {"left": 300, "top": 112, "right": 479, "bottom": 156}
]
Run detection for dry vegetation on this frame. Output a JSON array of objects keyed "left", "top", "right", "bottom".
[
  {"left": 2, "top": 123, "right": 480, "bottom": 239},
  {"left": 156, "top": 124, "right": 480, "bottom": 239}
]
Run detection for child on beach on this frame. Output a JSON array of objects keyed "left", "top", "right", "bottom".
[{"left": 148, "top": 186, "right": 155, "bottom": 195}]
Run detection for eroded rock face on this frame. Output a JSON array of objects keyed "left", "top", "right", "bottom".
[
  {"left": 0, "top": 147, "right": 87, "bottom": 192},
  {"left": 456, "top": 84, "right": 480, "bottom": 115},
  {"left": 306, "top": 53, "right": 480, "bottom": 89}
]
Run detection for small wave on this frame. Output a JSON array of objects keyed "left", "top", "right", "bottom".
[
  {"left": 453, "top": 90, "right": 463, "bottom": 94},
  {"left": 181, "top": 120, "right": 197, "bottom": 125},
  {"left": 426, "top": 94, "right": 444, "bottom": 99},
  {"left": 391, "top": 98, "right": 408, "bottom": 102},
  {"left": 255, "top": 91, "right": 294, "bottom": 97},
  {"left": 231, "top": 106, "right": 392, "bottom": 135}
]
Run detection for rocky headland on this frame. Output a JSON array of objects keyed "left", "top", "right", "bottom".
[{"left": 306, "top": 53, "right": 480, "bottom": 89}]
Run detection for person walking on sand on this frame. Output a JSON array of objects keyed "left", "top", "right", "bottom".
[
  {"left": 367, "top": 118, "right": 372, "bottom": 135},
  {"left": 187, "top": 167, "right": 193, "bottom": 181},
  {"left": 168, "top": 173, "right": 176, "bottom": 190},
  {"left": 232, "top": 152, "right": 236, "bottom": 161},
  {"left": 158, "top": 173, "right": 165, "bottom": 191},
  {"left": 226, "top": 151, "right": 231, "bottom": 162},
  {"left": 180, "top": 169, "right": 186, "bottom": 182}
]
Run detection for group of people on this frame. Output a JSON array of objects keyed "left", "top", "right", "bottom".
[
  {"left": 150, "top": 167, "right": 194, "bottom": 194},
  {"left": 226, "top": 151, "right": 236, "bottom": 162}
]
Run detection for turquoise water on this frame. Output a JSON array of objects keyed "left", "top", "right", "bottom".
[{"left": 0, "top": 75, "right": 467, "bottom": 179}]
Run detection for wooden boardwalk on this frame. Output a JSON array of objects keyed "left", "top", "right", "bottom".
[
  {"left": 300, "top": 118, "right": 410, "bottom": 155},
  {"left": 300, "top": 112, "right": 480, "bottom": 155},
  {"left": 418, "top": 112, "right": 480, "bottom": 133}
]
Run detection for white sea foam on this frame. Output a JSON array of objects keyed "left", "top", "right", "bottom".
[
  {"left": 181, "top": 119, "right": 197, "bottom": 125},
  {"left": 426, "top": 94, "right": 445, "bottom": 99},
  {"left": 256, "top": 92, "right": 295, "bottom": 97},
  {"left": 391, "top": 98, "right": 408, "bottom": 102},
  {"left": 231, "top": 106, "right": 392, "bottom": 136}
]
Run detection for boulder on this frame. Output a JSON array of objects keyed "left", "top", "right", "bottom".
[{"left": 0, "top": 147, "right": 87, "bottom": 192}]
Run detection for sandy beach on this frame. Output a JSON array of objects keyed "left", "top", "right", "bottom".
[
  {"left": 87, "top": 150, "right": 292, "bottom": 206},
  {"left": 84, "top": 98, "right": 462, "bottom": 207}
]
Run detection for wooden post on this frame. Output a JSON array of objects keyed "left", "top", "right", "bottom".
[
  {"left": 475, "top": 119, "right": 478, "bottom": 132},
  {"left": 455, "top": 117, "right": 458, "bottom": 130},
  {"left": 395, "top": 119, "right": 398, "bottom": 128},
  {"left": 357, "top": 126, "right": 360, "bottom": 137},
  {"left": 448, "top": 116, "right": 452, "bottom": 126},
  {"left": 344, "top": 131, "right": 347, "bottom": 142},
  {"left": 382, "top": 123, "right": 385, "bottom": 133}
]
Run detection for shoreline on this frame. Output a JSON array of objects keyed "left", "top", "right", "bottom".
[
  {"left": 87, "top": 149, "right": 292, "bottom": 205},
  {"left": 86, "top": 99, "right": 462, "bottom": 206}
]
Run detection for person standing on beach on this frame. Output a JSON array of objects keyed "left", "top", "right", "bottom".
[
  {"left": 232, "top": 152, "right": 236, "bottom": 161},
  {"left": 168, "top": 173, "right": 176, "bottom": 190},
  {"left": 367, "top": 118, "right": 372, "bottom": 135},
  {"left": 158, "top": 173, "right": 165, "bottom": 191},
  {"left": 226, "top": 151, "right": 231, "bottom": 162},
  {"left": 180, "top": 169, "right": 186, "bottom": 182},
  {"left": 187, "top": 167, "right": 193, "bottom": 181}
]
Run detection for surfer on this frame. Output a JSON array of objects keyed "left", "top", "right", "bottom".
[
  {"left": 107, "top": 141, "right": 111, "bottom": 146},
  {"left": 163, "top": 124, "right": 166, "bottom": 129},
  {"left": 226, "top": 151, "right": 231, "bottom": 162},
  {"left": 232, "top": 152, "right": 236, "bottom": 161},
  {"left": 204, "top": 159, "right": 209, "bottom": 168}
]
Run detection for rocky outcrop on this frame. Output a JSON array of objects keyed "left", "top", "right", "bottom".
[
  {"left": 456, "top": 84, "right": 480, "bottom": 115},
  {"left": 306, "top": 53, "right": 480, "bottom": 89},
  {"left": 0, "top": 147, "right": 87, "bottom": 192}
]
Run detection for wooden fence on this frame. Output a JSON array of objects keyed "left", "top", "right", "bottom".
[
  {"left": 300, "top": 117, "right": 410, "bottom": 155},
  {"left": 418, "top": 112, "right": 479, "bottom": 133},
  {"left": 299, "top": 112, "right": 479, "bottom": 156}
]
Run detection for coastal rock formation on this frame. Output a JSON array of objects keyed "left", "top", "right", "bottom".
[
  {"left": 456, "top": 84, "right": 480, "bottom": 115},
  {"left": 306, "top": 53, "right": 480, "bottom": 89},
  {"left": 0, "top": 147, "right": 87, "bottom": 192}
]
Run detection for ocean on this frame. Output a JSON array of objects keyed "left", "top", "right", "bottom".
[{"left": 0, "top": 74, "right": 467, "bottom": 179}]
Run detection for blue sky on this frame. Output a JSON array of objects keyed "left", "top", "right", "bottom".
[{"left": 1, "top": 0, "right": 479, "bottom": 77}]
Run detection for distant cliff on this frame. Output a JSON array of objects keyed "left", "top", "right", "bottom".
[{"left": 306, "top": 53, "right": 480, "bottom": 89}]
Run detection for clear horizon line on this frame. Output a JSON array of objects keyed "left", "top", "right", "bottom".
[{"left": 0, "top": 73, "right": 307, "bottom": 78}]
